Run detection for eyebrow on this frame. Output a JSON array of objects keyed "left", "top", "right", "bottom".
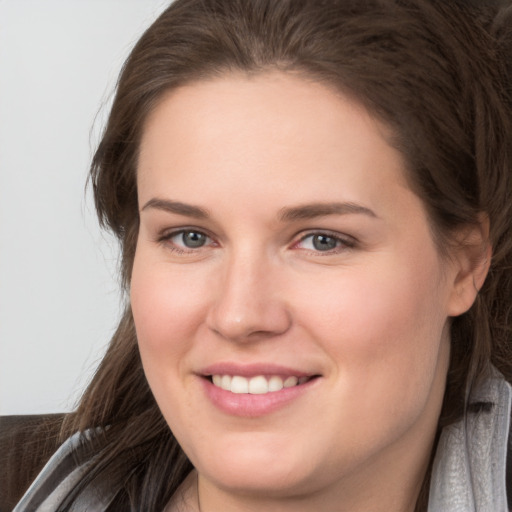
[
  {"left": 141, "top": 198, "right": 377, "bottom": 221},
  {"left": 141, "top": 198, "right": 209, "bottom": 219},
  {"left": 278, "top": 202, "right": 377, "bottom": 221}
]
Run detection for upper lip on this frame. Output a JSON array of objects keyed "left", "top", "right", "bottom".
[{"left": 199, "top": 362, "right": 317, "bottom": 378}]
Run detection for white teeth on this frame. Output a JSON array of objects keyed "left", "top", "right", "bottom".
[
  {"left": 248, "top": 375, "right": 268, "bottom": 394},
  {"left": 268, "top": 376, "right": 284, "bottom": 392},
  {"left": 221, "top": 375, "right": 231, "bottom": 391},
  {"left": 231, "top": 376, "right": 249, "bottom": 394},
  {"left": 211, "top": 374, "right": 309, "bottom": 394},
  {"left": 283, "top": 376, "right": 298, "bottom": 388}
]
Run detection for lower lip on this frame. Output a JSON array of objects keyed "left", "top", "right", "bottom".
[{"left": 200, "top": 377, "right": 319, "bottom": 417}]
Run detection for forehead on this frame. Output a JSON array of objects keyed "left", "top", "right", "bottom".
[
  {"left": 139, "top": 72, "right": 403, "bottom": 173},
  {"left": 137, "top": 72, "right": 410, "bottom": 204}
]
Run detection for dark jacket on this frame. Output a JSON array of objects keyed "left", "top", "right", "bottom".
[{"left": 0, "top": 415, "right": 65, "bottom": 512}]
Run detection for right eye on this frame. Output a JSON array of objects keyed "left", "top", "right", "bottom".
[
  {"left": 175, "top": 230, "right": 208, "bottom": 248},
  {"left": 159, "top": 229, "right": 215, "bottom": 253}
]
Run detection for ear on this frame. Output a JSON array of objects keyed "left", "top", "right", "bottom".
[{"left": 446, "top": 216, "right": 491, "bottom": 317}]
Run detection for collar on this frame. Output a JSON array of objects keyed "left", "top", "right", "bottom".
[{"left": 428, "top": 369, "right": 512, "bottom": 512}]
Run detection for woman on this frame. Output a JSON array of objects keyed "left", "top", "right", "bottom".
[{"left": 11, "top": 0, "right": 512, "bottom": 510}]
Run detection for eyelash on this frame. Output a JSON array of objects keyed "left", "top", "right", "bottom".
[
  {"left": 156, "top": 228, "right": 357, "bottom": 255},
  {"left": 157, "top": 229, "right": 216, "bottom": 254},
  {"left": 294, "top": 231, "right": 357, "bottom": 255}
]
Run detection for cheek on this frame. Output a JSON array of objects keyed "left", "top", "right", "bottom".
[
  {"left": 130, "top": 252, "right": 210, "bottom": 423},
  {"left": 130, "top": 254, "right": 216, "bottom": 411},
  {"left": 131, "top": 256, "right": 208, "bottom": 355},
  {"left": 300, "top": 263, "right": 446, "bottom": 350},
  {"left": 294, "top": 252, "right": 450, "bottom": 412}
]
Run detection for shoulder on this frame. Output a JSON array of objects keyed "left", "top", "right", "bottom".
[
  {"left": 7, "top": 421, "right": 127, "bottom": 512},
  {"left": 0, "top": 414, "right": 65, "bottom": 512},
  {"left": 430, "top": 372, "right": 512, "bottom": 511},
  {"left": 508, "top": 401, "right": 512, "bottom": 511}
]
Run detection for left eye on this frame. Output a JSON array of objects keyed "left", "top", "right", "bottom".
[
  {"left": 169, "top": 230, "right": 211, "bottom": 249},
  {"left": 297, "top": 233, "right": 349, "bottom": 252}
]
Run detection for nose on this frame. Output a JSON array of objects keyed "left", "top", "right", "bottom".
[{"left": 206, "top": 250, "right": 292, "bottom": 343}]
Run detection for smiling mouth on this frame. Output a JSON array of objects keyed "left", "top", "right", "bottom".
[{"left": 207, "top": 374, "right": 318, "bottom": 394}]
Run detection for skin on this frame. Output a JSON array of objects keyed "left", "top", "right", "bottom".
[{"left": 131, "top": 72, "right": 485, "bottom": 512}]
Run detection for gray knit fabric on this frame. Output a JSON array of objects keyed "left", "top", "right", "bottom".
[{"left": 428, "top": 369, "right": 511, "bottom": 512}]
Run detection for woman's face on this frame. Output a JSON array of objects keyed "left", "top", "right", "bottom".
[{"left": 131, "top": 72, "right": 466, "bottom": 507}]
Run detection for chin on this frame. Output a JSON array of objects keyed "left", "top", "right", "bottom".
[
  {"left": 192, "top": 436, "right": 327, "bottom": 497},
  {"left": 205, "top": 464, "right": 316, "bottom": 498}
]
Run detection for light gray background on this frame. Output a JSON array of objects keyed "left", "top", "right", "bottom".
[{"left": 0, "top": 0, "right": 170, "bottom": 414}]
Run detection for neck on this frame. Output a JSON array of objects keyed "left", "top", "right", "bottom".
[{"left": 169, "top": 444, "right": 432, "bottom": 512}]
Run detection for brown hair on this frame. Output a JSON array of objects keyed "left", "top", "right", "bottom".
[{"left": 61, "top": 0, "right": 512, "bottom": 510}]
